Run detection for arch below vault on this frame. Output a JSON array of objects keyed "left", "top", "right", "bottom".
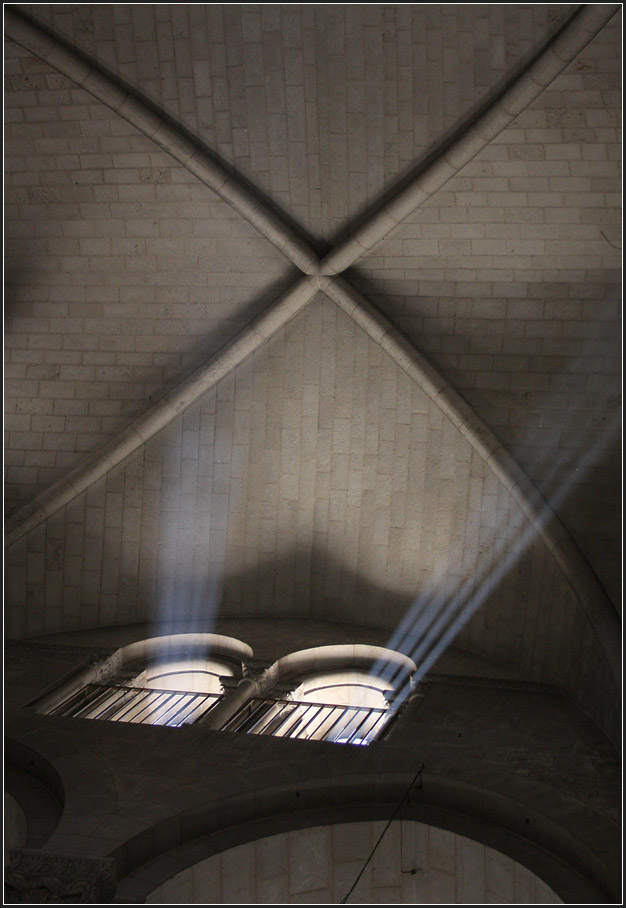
[{"left": 113, "top": 772, "right": 614, "bottom": 904}]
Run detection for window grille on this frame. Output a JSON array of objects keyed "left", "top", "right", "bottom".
[
  {"left": 222, "top": 696, "right": 396, "bottom": 745},
  {"left": 50, "top": 686, "right": 397, "bottom": 743},
  {"left": 49, "top": 683, "right": 223, "bottom": 727},
  {"left": 37, "top": 637, "right": 414, "bottom": 744}
]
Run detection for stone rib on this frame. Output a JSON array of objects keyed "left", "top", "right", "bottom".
[
  {"left": 4, "top": 276, "right": 318, "bottom": 547},
  {"left": 319, "top": 4, "right": 620, "bottom": 275},
  {"left": 323, "top": 277, "right": 621, "bottom": 692},
  {"left": 3, "top": 7, "right": 319, "bottom": 275},
  {"left": 4, "top": 2, "right": 620, "bottom": 699}
]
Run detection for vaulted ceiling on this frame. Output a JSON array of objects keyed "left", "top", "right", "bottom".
[{"left": 4, "top": 5, "right": 621, "bottom": 739}]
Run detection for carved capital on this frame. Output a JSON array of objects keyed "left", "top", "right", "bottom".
[
  {"left": 5, "top": 849, "right": 116, "bottom": 904},
  {"left": 88, "top": 651, "right": 123, "bottom": 685}
]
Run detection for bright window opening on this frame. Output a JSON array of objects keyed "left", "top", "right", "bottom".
[
  {"left": 224, "top": 669, "right": 400, "bottom": 746},
  {"left": 50, "top": 656, "right": 235, "bottom": 728},
  {"left": 38, "top": 638, "right": 415, "bottom": 745},
  {"left": 140, "top": 658, "right": 234, "bottom": 695},
  {"left": 39, "top": 634, "right": 251, "bottom": 729}
]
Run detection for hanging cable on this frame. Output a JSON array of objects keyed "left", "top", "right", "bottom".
[
  {"left": 600, "top": 230, "right": 621, "bottom": 250},
  {"left": 340, "top": 763, "right": 425, "bottom": 904}
]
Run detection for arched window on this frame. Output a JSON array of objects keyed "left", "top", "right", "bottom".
[
  {"left": 133, "top": 656, "right": 235, "bottom": 695},
  {"left": 37, "top": 634, "right": 252, "bottom": 729},
  {"left": 223, "top": 645, "right": 416, "bottom": 746},
  {"left": 295, "top": 669, "right": 393, "bottom": 744},
  {"left": 35, "top": 638, "right": 415, "bottom": 745}
]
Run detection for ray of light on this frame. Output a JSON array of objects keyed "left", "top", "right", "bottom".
[
  {"left": 374, "top": 408, "right": 621, "bottom": 708},
  {"left": 147, "top": 407, "right": 225, "bottom": 662}
]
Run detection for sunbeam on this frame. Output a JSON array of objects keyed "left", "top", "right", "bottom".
[
  {"left": 375, "top": 407, "right": 621, "bottom": 707},
  {"left": 148, "top": 403, "right": 226, "bottom": 654}
]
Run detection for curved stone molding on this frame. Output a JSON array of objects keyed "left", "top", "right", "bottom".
[
  {"left": 4, "top": 793, "right": 28, "bottom": 851},
  {"left": 5, "top": 740, "right": 66, "bottom": 821},
  {"left": 112, "top": 771, "right": 616, "bottom": 904},
  {"left": 116, "top": 633, "right": 253, "bottom": 669},
  {"left": 323, "top": 278, "right": 621, "bottom": 695},
  {"left": 4, "top": 276, "right": 318, "bottom": 548},
  {"left": 144, "top": 820, "right": 565, "bottom": 904},
  {"left": 3, "top": 7, "right": 319, "bottom": 275},
  {"left": 268, "top": 643, "right": 416, "bottom": 686},
  {"left": 319, "top": 4, "right": 620, "bottom": 274},
  {"left": 33, "top": 633, "right": 254, "bottom": 716}
]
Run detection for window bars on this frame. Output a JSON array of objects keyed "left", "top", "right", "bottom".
[
  {"left": 51, "top": 686, "right": 396, "bottom": 744},
  {"left": 221, "top": 697, "right": 394, "bottom": 745},
  {"left": 49, "top": 683, "right": 223, "bottom": 727}
]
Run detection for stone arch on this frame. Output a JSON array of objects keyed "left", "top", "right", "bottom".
[
  {"left": 112, "top": 770, "right": 614, "bottom": 903},
  {"left": 4, "top": 740, "right": 65, "bottom": 854}
]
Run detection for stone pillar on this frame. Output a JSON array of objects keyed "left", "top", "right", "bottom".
[{"left": 197, "top": 677, "right": 259, "bottom": 729}]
